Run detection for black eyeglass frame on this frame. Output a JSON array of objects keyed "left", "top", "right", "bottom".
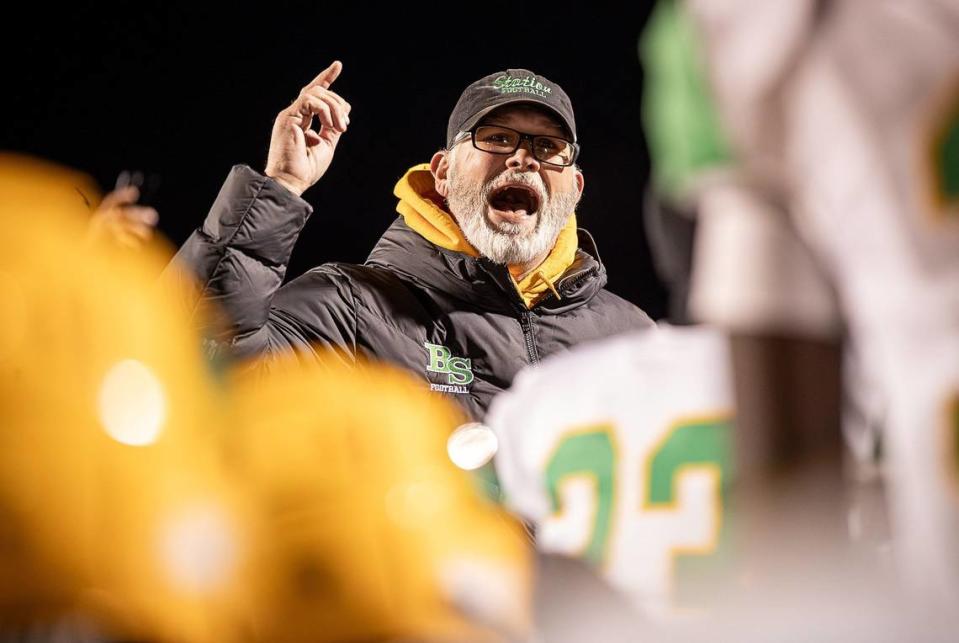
[{"left": 452, "top": 125, "right": 580, "bottom": 167}]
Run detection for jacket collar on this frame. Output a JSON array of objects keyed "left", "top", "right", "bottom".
[{"left": 366, "top": 217, "right": 609, "bottom": 314}]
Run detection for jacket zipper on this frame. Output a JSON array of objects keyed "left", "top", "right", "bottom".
[
  {"left": 556, "top": 267, "right": 595, "bottom": 294},
  {"left": 520, "top": 311, "right": 540, "bottom": 364}
]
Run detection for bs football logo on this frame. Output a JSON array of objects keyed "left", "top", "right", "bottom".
[{"left": 424, "top": 342, "right": 474, "bottom": 394}]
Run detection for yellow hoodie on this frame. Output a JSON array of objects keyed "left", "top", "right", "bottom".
[{"left": 393, "top": 164, "right": 578, "bottom": 309}]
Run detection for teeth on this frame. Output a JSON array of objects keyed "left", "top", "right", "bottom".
[{"left": 490, "top": 185, "right": 538, "bottom": 214}]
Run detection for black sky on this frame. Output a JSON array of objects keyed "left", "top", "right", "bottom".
[{"left": 5, "top": 3, "right": 668, "bottom": 318}]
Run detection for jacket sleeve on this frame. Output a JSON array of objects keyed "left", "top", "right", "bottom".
[{"left": 166, "top": 164, "right": 357, "bottom": 362}]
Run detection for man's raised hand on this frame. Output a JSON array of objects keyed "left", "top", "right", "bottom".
[{"left": 265, "top": 61, "right": 352, "bottom": 196}]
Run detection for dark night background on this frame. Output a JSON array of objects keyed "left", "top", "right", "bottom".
[{"left": 5, "top": 3, "right": 668, "bottom": 319}]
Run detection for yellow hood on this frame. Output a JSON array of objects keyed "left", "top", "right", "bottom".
[{"left": 393, "top": 164, "right": 578, "bottom": 308}]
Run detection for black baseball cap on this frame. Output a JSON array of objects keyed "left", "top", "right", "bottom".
[{"left": 446, "top": 69, "right": 577, "bottom": 148}]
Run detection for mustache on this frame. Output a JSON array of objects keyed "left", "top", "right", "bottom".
[{"left": 481, "top": 171, "right": 549, "bottom": 205}]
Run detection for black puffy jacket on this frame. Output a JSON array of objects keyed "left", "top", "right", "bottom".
[{"left": 172, "top": 165, "right": 654, "bottom": 419}]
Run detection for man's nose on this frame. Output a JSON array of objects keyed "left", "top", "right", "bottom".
[{"left": 505, "top": 140, "right": 541, "bottom": 172}]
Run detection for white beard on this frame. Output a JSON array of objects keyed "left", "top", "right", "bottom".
[{"left": 446, "top": 165, "right": 580, "bottom": 266}]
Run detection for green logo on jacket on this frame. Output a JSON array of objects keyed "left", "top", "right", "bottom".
[{"left": 424, "top": 342, "right": 474, "bottom": 388}]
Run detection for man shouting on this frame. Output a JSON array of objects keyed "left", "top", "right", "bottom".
[{"left": 172, "top": 61, "right": 653, "bottom": 419}]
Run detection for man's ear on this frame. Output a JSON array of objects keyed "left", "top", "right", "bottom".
[
  {"left": 430, "top": 150, "right": 450, "bottom": 198},
  {"left": 574, "top": 168, "right": 585, "bottom": 199}
]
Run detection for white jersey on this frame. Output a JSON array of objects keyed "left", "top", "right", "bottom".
[
  {"left": 686, "top": 0, "right": 959, "bottom": 605},
  {"left": 487, "top": 326, "right": 734, "bottom": 617}
]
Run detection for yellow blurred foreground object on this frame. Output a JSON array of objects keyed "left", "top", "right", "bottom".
[
  {"left": 0, "top": 153, "right": 255, "bottom": 642},
  {"left": 229, "top": 355, "right": 533, "bottom": 643}
]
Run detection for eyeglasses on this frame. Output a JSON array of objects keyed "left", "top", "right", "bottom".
[{"left": 454, "top": 124, "right": 579, "bottom": 167}]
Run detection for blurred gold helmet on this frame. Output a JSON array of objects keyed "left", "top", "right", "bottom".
[
  {"left": 229, "top": 355, "right": 532, "bottom": 642},
  {"left": 0, "top": 154, "right": 255, "bottom": 642}
]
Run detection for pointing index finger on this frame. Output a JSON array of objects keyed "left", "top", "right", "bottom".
[{"left": 307, "top": 60, "right": 343, "bottom": 90}]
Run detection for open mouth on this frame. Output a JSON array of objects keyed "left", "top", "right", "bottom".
[{"left": 487, "top": 183, "right": 541, "bottom": 218}]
